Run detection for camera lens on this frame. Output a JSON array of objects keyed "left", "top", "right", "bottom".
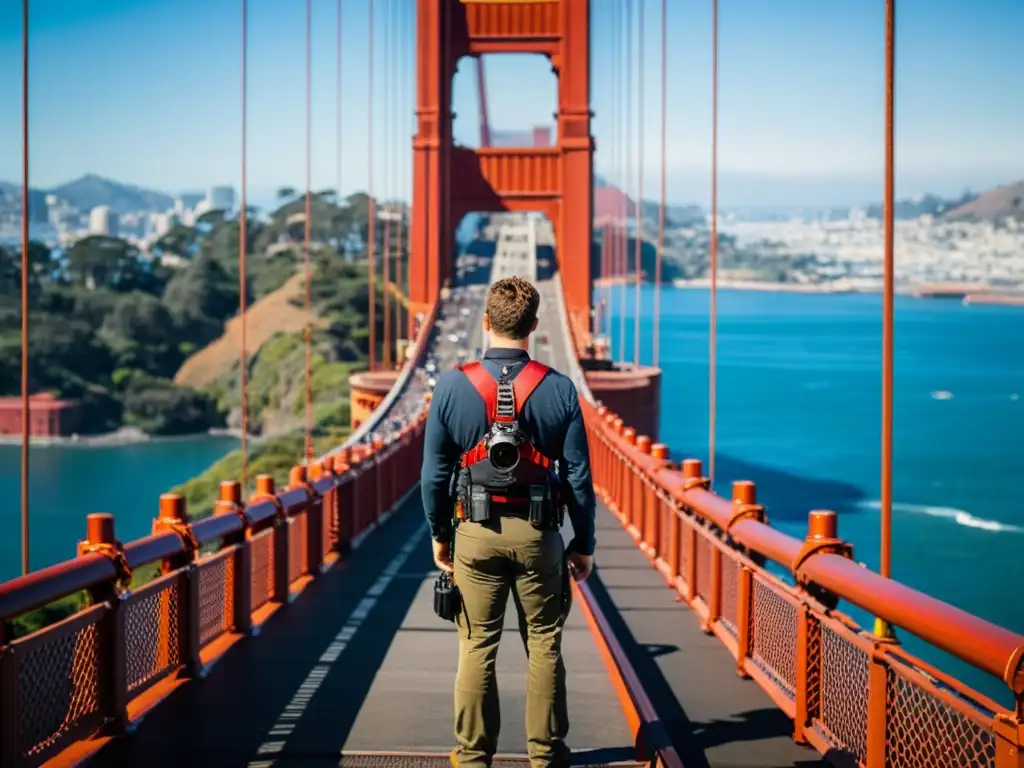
[{"left": 489, "top": 440, "right": 520, "bottom": 471}]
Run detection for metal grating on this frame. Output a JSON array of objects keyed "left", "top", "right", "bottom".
[{"left": 337, "top": 756, "right": 643, "bottom": 768}]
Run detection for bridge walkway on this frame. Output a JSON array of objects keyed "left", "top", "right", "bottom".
[
  {"left": 589, "top": 504, "right": 826, "bottom": 768},
  {"left": 92, "top": 495, "right": 641, "bottom": 767}
]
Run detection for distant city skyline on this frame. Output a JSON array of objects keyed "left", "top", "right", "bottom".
[{"left": 0, "top": 0, "right": 1021, "bottom": 208}]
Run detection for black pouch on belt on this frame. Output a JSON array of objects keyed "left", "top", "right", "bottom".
[{"left": 433, "top": 571, "right": 461, "bottom": 622}]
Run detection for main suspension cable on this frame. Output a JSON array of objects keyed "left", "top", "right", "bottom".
[
  {"left": 367, "top": 0, "right": 377, "bottom": 371},
  {"left": 20, "top": 0, "right": 30, "bottom": 575},
  {"left": 239, "top": 0, "right": 250, "bottom": 493},
  {"left": 654, "top": 0, "right": 666, "bottom": 369},
  {"left": 633, "top": 0, "right": 644, "bottom": 367},
  {"left": 708, "top": 0, "right": 719, "bottom": 484},
  {"left": 304, "top": 0, "right": 314, "bottom": 462}
]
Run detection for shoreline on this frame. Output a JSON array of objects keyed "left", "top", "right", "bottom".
[
  {"left": 0, "top": 426, "right": 263, "bottom": 449},
  {"left": 595, "top": 277, "right": 1024, "bottom": 303}
]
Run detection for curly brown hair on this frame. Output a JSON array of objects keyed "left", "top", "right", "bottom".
[{"left": 485, "top": 276, "right": 540, "bottom": 340}]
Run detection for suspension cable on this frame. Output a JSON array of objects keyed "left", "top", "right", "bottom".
[
  {"left": 605, "top": 0, "right": 617, "bottom": 343},
  {"left": 880, "top": 0, "right": 896, "bottom": 583},
  {"left": 367, "top": 0, "right": 377, "bottom": 371},
  {"left": 394, "top": 0, "right": 406, "bottom": 363},
  {"left": 654, "top": 0, "right": 666, "bottom": 369},
  {"left": 20, "top": 0, "right": 30, "bottom": 576},
  {"left": 633, "top": 0, "right": 644, "bottom": 367},
  {"left": 708, "top": 0, "right": 719, "bottom": 484},
  {"left": 618, "top": 0, "right": 626, "bottom": 366},
  {"left": 342, "top": 0, "right": 350, "bottom": 236},
  {"left": 382, "top": 0, "right": 392, "bottom": 372},
  {"left": 239, "top": 0, "right": 250, "bottom": 493},
  {"left": 304, "top": 0, "right": 314, "bottom": 462}
]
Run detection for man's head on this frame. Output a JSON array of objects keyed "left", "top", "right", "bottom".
[{"left": 483, "top": 276, "right": 540, "bottom": 346}]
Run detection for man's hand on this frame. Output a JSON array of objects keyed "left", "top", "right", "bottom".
[
  {"left": 566, "top": 551, "right": 593, "bottom": 582},
  {"left": 432, "top": 538, "right": 454, "bottom": 574}
]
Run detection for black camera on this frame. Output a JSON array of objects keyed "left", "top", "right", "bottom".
[
  {"left": 487, "top": 424, "right": 521, "bottom": 471},
  {"left": 433, "top": 571, "right": 461, "bottom": 622}
]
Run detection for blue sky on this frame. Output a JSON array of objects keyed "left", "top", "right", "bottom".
[{"left": 0, "top": 0, "right": 1021, "bottom": 208}]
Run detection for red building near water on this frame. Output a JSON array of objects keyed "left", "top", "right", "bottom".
[{"left": 0, "top": 393, "right": 81, "bottom": 437}]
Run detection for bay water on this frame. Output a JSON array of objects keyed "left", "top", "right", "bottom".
[{"left": 1, "top": 285, "right": 1020, "bottom": 704}]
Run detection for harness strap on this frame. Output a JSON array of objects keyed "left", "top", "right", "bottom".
[
  {"left": 512, "top": 360, "right": 550, "bottom": 414},
  {"left": 460, "top": 361, "right": 497, "bottom": 422},
  {"left": 459, "top": 359, "right": 551, "bottom": 424}
]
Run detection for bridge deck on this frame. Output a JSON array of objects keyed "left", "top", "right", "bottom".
[
  {"left": 589, "top": 504, "right": 826, "bottom": 768},
  {"left": 93, "top": 496, "right": 639, "bottom": 767}
]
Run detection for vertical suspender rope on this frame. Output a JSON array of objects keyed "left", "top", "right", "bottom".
[
  {"left": 619, "top": 0, "right": 631, "bottom": 365},
  {"left": 394, "top": 0, "right": 406, "bottom": 362},
  {"left": 367, "top": 0, "right": 377, "bottom": 371},
  {"left": 708, "top": 0, "right": 719, "bottom": 485},
  {"left": 879, "top": 0, "right": 896, "bottom": 588},
  {"left": 633, "top": 0, "right": 644, "bottom": 367},
  {"left": 304, "top": 0, "right": 314, "bottom": 462},
  {"left": 20, "top": 0, "right": 30, "bottom": 575},
  {"left": 654, "top": 0, "right": 666, "bottom": 369},
  {"left": 606, "top": 0, "right": 618, "bottom": 344},
  {"left": 382, "top": 0, "right": 392, "bottom": 372},
  {"left": 342, "top": 0, "right": 350, "bottom": 246},
  {"left": 239, "top": 0, "right": 250, "bottom": 493}
]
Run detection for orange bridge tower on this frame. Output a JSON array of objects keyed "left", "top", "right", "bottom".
[{"left": 410, "top": 0, "right": 594, "bottom": 332}]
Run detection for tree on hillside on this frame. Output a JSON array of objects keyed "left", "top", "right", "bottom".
[
  {"left": 163, "top": 252, "right": 238, "bottom": 328},
  {"left": 64, "top": 235, "right": 165, "bottom": 294},
  {"left": 197, "top": 209, "right": 227, "bottom": 229},
  {"left": 277, "top": 187, "right": 297, "bottom": 201},
  {"left": 100, "top": 292, "right": 184, "bottom": 377},
  {"left": 153, "top": 224, "right": 198, "bottom": 259}
]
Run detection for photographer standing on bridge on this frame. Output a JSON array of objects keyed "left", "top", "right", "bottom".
[{"left": 421, "top": 276, "right": 596, "bottom": 768}]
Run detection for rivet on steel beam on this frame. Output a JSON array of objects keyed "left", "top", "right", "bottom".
[
  {"left": 807, "top": 509, "right": 838, "bottom": 541},
  {"left": 289, "top": 465, "right": 307, "bottom": 487},
  {"left": 86, "top": 513, "right": 116, "bottom": 545},
  {"left": 681, "top": 459, "right": 703, "bottom": 478},
  {"left": 651, "top": 443, "right": 669, "bottom": 460},
  {"left": 613, "top": 417, "right": 624, "bottom": 434},
  {"left": 622, "top": 427, "right": 637, "bottom": 444},
  {"left": 732, "top": 480, "right": 756, "bottom": 505},
  {"left": 219, "top": 480, "right": 242, "bottom": 504},
  {"left": 256, "top": 474, "right": 275, "bottom": 495},
  {"left": 160, "top": 493, "right": 187, "bottom": 521},
  {"left": 636, "top": 435, "right": 652, "bottom": 453}
]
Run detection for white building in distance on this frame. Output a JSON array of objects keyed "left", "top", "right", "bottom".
[
  {"left": 89, "top": 206, "right": 118, "bottom": 237},
  {"left": 206, "top": 186, "right": 235, "bottom": 212}
]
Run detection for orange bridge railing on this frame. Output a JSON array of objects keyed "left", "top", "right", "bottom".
[
  {"left": 582, "top": 398, "right": 1024, "bottom": 768},
  {"left": 0, "top": 415, "right": 428, "bottom": 767}
]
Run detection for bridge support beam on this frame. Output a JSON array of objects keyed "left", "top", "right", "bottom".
[{"left": 411, "top": 0, "right": 593, "bottom": 330}]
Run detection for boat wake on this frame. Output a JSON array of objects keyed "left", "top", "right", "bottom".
[{"left": 859, "top": 500, "right": 1023, "bottom": 533}]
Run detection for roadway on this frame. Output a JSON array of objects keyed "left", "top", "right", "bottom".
[{"left": 94, "top": 219, "right": 824, "bottom": 767}]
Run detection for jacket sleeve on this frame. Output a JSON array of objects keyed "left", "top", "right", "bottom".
[
  {"left": 420, "top": 378, "right": 461, "bottom": 541},
  {"left": 561, "top": 385, "right": 597, "bottom": 556}
]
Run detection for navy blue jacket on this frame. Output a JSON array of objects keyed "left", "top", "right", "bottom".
[{"left": 420, "top": 347, "right": 597, "bottom": 556}]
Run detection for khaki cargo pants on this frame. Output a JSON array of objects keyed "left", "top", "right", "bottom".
[{"left": 451, "top": 515, "right": 571, "bottom": 768}]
